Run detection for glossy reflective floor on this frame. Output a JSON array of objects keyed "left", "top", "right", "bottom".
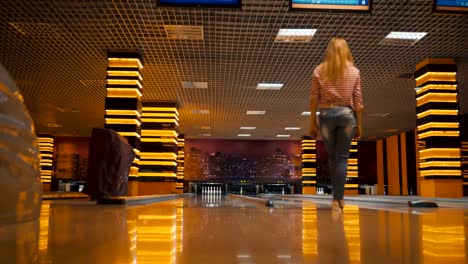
[{"left": 1, "top": 194, "right": 467, "bottom": 264}]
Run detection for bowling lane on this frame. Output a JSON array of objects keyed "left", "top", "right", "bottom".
[{"left": 1, "top": 194, "right": 466, "bottom": 264}]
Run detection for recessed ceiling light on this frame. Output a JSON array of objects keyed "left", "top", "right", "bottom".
[
  {"left": 182, "top": 81, "right": 208, "bottom": 89},
  {"left": 256, "top": 83, "right": 283, "bottom": 90},
  {"left": 276, "top": 135, "right": 291, "bottom": 138},
  {"left": 200, "top": 126, "right": 211, "bottom": 129},
  {"left": 192, "top": 110, "right": 210, "bottom": 114},
  {"left": 301, "top": 111, "right": 311, "bottom": 116},
  {"left": 240, "top": 127, "right": 256, "bottom": 130},
  {"left": 237, "top": 134, "right": 251, "bottom": 137},
  {"left": 385, "top": 32, "right": 427, "bottom": 40},
  {"left": 275, "top": 29, "right": 317, "bottom": 43},
  {"left": 381, "top": 32, "right": 427, "bottom": 46},
  {"left": 199, "top": 133, "right": 211, "bottom": 137},
  {"left": 285, "top": 127, "right": 301, "bottom": 130},
  {"left": 246, "top": 111, "right": 266, "bottom": 115}
]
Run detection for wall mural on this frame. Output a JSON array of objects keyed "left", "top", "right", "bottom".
[{"left": 185, "top": 139, "right": 302, "bottom": 183}]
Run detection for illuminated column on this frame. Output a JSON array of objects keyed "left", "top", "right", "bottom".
[
  {"left": 301, "top": 137, "right": 316, "bottom": 194},
  {"left": 345, "top": 140, "right": 359, "bottom": 195},
  {"left": 139, "top": 102, "right": 179, "bottom": 195},
  {"left": 105, "top": 50, "right": 143, "bottom": 195},
  {"left": 37, "top": 134, "right": 54, "bottom": 191},
  {"left": 415, "top": 58, "right": 462, "bottom": 198},
  {"left": 176, "top": 135, "right": 185, "bottom": 193}
]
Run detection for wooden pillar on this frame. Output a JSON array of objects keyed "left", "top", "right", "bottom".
[
  {"left": 387, "top": 135, "right": 400, "bottom": 195},
  {"left": 376, "top": 139, "right": 385, "bottom": 195},
  {"left": 400, "top": 133, "right": 408, "bottom": 195}
]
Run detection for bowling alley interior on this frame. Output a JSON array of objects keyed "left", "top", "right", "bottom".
[{"left": 1, "top": 0, "right": 468, "bottom": 263}]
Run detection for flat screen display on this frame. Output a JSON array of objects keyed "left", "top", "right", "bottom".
[
  {"left": 433, "top": 0, "right": 468, "bottom": 13},
  {"left": 290, "top": 0, "right": 372, "bottom": 12},
  {"left": 157, "top": 0, "right": 241, "bottom": 8}
]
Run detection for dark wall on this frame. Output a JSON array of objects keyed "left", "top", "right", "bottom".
[{"left": 185, "top": 139, "right": 302, "bottom": 183}]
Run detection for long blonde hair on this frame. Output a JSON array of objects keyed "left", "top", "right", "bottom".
[{"left": 321, "top": 37, "right": 354, "bottom": 83}]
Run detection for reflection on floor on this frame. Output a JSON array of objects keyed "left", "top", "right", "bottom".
[{"left": 0, "top": 195, "right": 467, "bottom": 264}]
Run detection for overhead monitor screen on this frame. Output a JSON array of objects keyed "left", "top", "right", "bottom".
[
  {"left": 433, "top": 0, "right": 468, "bottom": 13},
  {"left": 157, "top": 0, "right": 241, "bottom": 8},
  {"left": 290, "top": 0, "right": 372, "bottom": 12}
]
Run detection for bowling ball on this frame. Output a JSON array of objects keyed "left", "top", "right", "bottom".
[{"left": 265, "top": 200, "right": 274, "bottom": 207}]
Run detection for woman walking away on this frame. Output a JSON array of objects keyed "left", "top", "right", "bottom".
[{"left": 309, "top": 37, "right": 364, "bottom": 212}]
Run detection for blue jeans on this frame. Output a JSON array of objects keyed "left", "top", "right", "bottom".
[{"left": 319, "top": 107, "right": 356, "bottom": 200}]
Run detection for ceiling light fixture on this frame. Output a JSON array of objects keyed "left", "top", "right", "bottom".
[
  {"left": 246, "top": 111, "right": 266, "bottom": 115},
  {"left": 192, "top": 110, "right": 210, "bottom": 114},
  {"left": 275, "top": 29, "right": 317, "bottom": 43},
  {"left": 285, "top": 127, "right": 301, "bottom": 130},
  {"left": 276, "top": 135, "right": 291, "bottom": 138},
  {"left": 256, "top": 83, "right": 283, "bottom": 90},
  {"left": 240, "top": 127, "right": 256, "bottom": 130},
  {"left": 385, "top": 32, "right": 427, "bottom": 40},
  {"left": 237, "top": 134, "right": 251, "bottom": 137},
  {"left": 182, "top": 81, "right": 208, "bottom": 89}
]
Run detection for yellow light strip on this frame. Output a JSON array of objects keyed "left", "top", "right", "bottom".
[
  {"left": 107, "top": 79, "right": 143, "bottom": 89},
  {"left": 141, "top": 138, "right": 178, "bottom": 144},
  {"left": 139, "top": 161, "right": 178, "bottom": 166},
  {"left": 302, "top": 147, "right": 316, "bottom": 150},
  {"left": 348, "top": 159, "right": 358, "bottom": 165},
  {"left": 302, "top": 154, "right": 316, "bottom": 158},
  {"left": 141, "top": 118, "right": 179, "bottom": 125},
  {"left": 302, "top": 159, "right": 316, "bottom": 162},
  {"left": 419, "top": 148, "right": 460, "bottom": 159},
  {"left": 40, "top": 154, "right": 53, "bottom": 158},
  {"left": 142, "top": 107, "right": 179, "bottom": 115},
  {"left": 118, "top": 132, "right": 141, "bottom": 138},
  {"left": 142, "top": 113, "right": 179, "bottom": 119},
  {"left": 302, "top": 181, "right": 317, "bottom": 184},
  {"left": 37, "top": 138, "right": 54, "bottom": 143},
  {"left": 39, "top": 143, "right": 54, "bottom": 148},
  {"left": 138, "top": 172, "right": 177, "bottom": 177},
  {"left": 417, "top": 109, "right": 458, "bottom": 119},
  {"left": 141, "top": 130, "right": 178, "bottom": 137},
  {"left": 415, "top": 72, "right": 456, "bottom": 86},
  {"left": 418, "top": 122, "right": 459, "bottom": 131},
  {"left": 39, "top": 147, "right": 54, "bottom": 152},
  {"left": 345, "top": 184, "right": 359, "bottom": 188},
  {"left": 418, "top": 131, "right": 459, "bottom": 139},
  {"left": 133, "top": 148, "right": 140, "bottom": 155},
  {"left": 419, "top": 161, "right": 461, "bottom": 168},
  {"left": 140, "top": 153, "right": 177, "bottom": 159},
  {"left": 106, "top": 110, "right": 141, "bottom": 117},
  {"left": 105, "top": 118, "right": 141, "bottom": 126},
  {"left": 107, "top": 70, "right": 141, "bottom": 78},
  {"left": 107, "top": 88, "right": 142, "bottom": 98},
  {"left": 108, "top": 58, "right": 143, "bottom": 69},
  {"left": 419, "top": 170, "right": 461, "bottom": 177},
  {"left": 416, "top": 84, "right": 457, "bottom": 95},
  {"left": 348, "top": 166, "right": 358, "bottom": 171},
  {"left": 416, "top": 93, "right": 457, "bottom": 107},
  {"left": 347, "top": 171, "right": 358, "bottom": 177}
]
